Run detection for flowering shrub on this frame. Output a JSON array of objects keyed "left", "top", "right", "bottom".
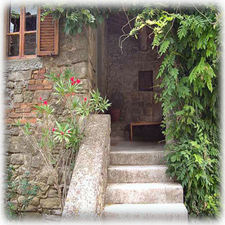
[
  {"left": 12, "top": 69, "right": 111, "bottom": 212},
  {"left": 75, "top": 90, "right": 111, "bottom": 116}
]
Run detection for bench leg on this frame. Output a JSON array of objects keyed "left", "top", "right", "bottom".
[{"left": 130, "top": 124, "right": 133, "bottom": 141}]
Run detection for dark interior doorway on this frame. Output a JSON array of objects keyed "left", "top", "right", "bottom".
[{"left": 96, "top": 12, "right": 165, "bottom": 142}]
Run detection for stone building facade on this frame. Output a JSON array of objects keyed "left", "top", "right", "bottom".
[
  {"left": 5, "top": 19, "right": 97, "bottom": 216},
  {"left": 5, "top": 12, "right": 163, "bottom": 217}
]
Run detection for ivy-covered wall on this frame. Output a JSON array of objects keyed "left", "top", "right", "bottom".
[{"left": 128, "top": 7, "right": 220, "bottom": 217}]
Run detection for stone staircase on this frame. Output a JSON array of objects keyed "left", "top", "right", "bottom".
[{"left": 102, "top": 142, "right": 188, "bottom": 221}]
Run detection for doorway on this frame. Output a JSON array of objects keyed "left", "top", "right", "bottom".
[{"left": 96, "top": 12, "right": 164, "bottom": 142}]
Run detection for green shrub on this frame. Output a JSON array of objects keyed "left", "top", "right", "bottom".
[
  {"left": 129, "top": 6, "right": 221, "bottom": 217},
  {"left": 166, "top": 124, "right": 220, "bottom": 217}
]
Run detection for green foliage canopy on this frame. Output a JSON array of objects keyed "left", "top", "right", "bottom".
[{"left": 41, "top": 6, "right": 110, "bottom": 35}]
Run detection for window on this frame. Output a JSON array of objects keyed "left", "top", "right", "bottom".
[
  {"left": 6, "top": 5, "right": 59, "bottom": 59},
  {"left": 138, "top": 71, "right": 153, "bottom": 91}
]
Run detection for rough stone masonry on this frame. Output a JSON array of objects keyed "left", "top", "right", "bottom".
[{"left": 4, "top": 21, "right": 97, "bottom": 216}]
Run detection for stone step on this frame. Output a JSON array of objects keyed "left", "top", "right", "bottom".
[
  {"left": 110, "top": 150, "right": 165, "bottom": 165},
  {"left": 108, "top": 165, "right": 173, "bottom": 183},
  {"left": 105, "top": 183, "right": 183, "bottom": 204},
  {"left": 102, "top": 203, "right": 188, "bottom": 221}
]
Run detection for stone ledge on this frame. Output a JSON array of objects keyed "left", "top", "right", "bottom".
[
  {"left": 102, "top": 203, "right": 188, "bottom": 221},
  {"left": 62, "top": 114, "right": 111, "bottom": 219},
  {"left": 5, "top": 57, "right": 43, "bottom": 72}
]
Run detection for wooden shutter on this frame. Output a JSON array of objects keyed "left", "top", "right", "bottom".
[{"left": 37, "top": 9, "right": 59, "bottom": 56}]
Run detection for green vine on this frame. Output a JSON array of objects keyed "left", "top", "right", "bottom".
[
  {"left": 129, "top": 6, "right": 220, "bottom": 217},
  {"left": 6, "top": 168, "right": 39, "bottom": 219},
  {"left": 41, "top": 6, "right": 110, "bottom": 35}
]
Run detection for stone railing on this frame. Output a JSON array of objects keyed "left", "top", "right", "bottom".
[{"left": 62, "top": 114, "right": 111, "bottom": 219}]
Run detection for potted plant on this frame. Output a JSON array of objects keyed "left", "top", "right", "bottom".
[{"left": 109, "top": 91, "right": 124, "bottom": 122}]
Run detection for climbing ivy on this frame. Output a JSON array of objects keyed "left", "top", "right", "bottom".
[
  {"left": 42, "top": 5, "right": 221, "bottom": 217},
  {"left": 41, "top": 6, "right": 110, "bottom": 35},
  {"left": 129, "top": 6, "right": 221, "bottom": 217}
]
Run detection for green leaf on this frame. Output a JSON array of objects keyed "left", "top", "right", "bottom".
[
  {"left": 77, "top": 27, "right": 82, "bottom": 33},
  {"left": 171, "top": 155, "right": 177, "bottom": 162},
  {"left": 159, "top": 39, "right": 170, "bottom": 55}
]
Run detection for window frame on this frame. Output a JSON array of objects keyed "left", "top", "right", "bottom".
[{"left": 6, "top": 6, "right": 39, "bottom": 59}]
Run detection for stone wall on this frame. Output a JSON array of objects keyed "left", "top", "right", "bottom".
[
  {"left": 87, "top": 26, "right": 97, "bottom": 89},
  {"left": 96, "top": 21, "right": 107, "bottom": 97},
  {"left": 104, "top": 13, "right": 163, "bottom": 124},
  {"left": 42, "top": 19, "right": 92, "bottom": 95},
  {"left": 5, "top": 60, "right": 62, "bottom": 216},
  {"left": 5, "top": 20, "right": 95, "bottom": 217}
]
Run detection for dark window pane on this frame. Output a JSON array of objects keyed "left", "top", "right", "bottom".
[
  {"left": 8, "top": 35, "right": 19, "bottom": 56},
  {"left": 25, "top": 6, "right": 37, "bottom": 31},
  {"left": 9, "top": 6, "right": 20, "bottom": 32},
  {"left": 138, "top": 71, "right": 153, "bottom": 91},
  {"left": 24, "top": 33, "right": 36, "bottom": 55}
]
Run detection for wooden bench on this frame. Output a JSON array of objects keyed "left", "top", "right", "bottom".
[{"left": 130, "top": 121, "right": 161, "bottom": 141}]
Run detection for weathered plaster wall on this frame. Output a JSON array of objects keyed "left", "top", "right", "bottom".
[
  {"left": 104, "top": 13, "right": 163, "bottom": 124},
  {"left": 5, "top": 20, "right": 96, "bottom": 217}
]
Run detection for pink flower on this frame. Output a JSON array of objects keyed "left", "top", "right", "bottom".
[
  {"left": 61, "top": 131, "right": 64, "bottom": 135},
  {"left": 57, "top": 73, "right": 60, "bottom": 77},
  {"left": 84, "top": 97, "right": 87, "bottom": 102},
  {"left": 76, "top": 79, "right": 81, "bottom": 84},
  {"left": 68, "top": 130, "right": 71, "bottom": 133},
  {"left": 39, "top": 97, "right": 42, "bottom": 101},
  {"left": 43, "top": 101, "right": 48, "bottom": 105},
  {"left": 52, "top": 128, "right": 56, "bottom": 132},
  {"left": 70, "top": 77, "right": 74, "bottom": 81},
  {"left": 71, "top": 81, "right": 76, "bottom": 86}
]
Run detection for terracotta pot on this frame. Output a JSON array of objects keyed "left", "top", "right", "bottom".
[{"left": 110, "top": 109, "right": 120, "bottom": 122}]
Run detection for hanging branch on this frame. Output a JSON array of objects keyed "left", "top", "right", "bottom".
[{"left": 119, "top": 16, "right": 137, "bottom": 52}]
